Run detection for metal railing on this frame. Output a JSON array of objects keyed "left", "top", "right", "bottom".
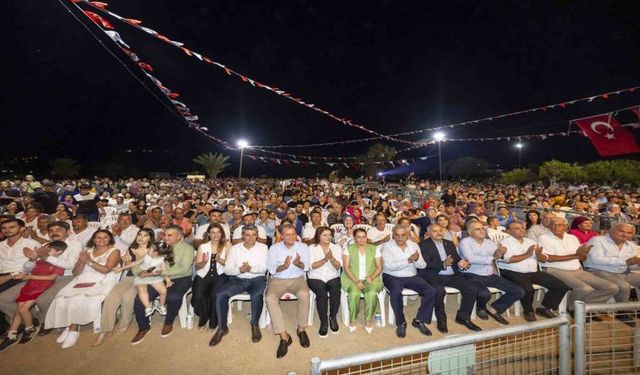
[
  {"left": 310, "top": 316, "right": 571, "bottom": 375},
  {"left": 574, "top": 301, "right": 640, "bottom": 375}
]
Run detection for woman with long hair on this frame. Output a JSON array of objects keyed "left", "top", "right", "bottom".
[
  {"left": 93, "top": 228, "right": 156, "bottom": 346},
  {"left": 192, "top": 223, "right": 229, "bottom": 331}
]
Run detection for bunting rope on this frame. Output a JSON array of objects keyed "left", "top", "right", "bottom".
[{"left": 72, "top": 0, "right": 415, "bottom": 145}]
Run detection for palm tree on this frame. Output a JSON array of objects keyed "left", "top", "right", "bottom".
[
  {"left": 51, "top": 158, "right": 80, "bottom": 177},
  {"left": 193, "top": 152, "right": 230, "bottom": 178},
  {"left": 358, "top": 143, "right": 397, "bottom": 176}
]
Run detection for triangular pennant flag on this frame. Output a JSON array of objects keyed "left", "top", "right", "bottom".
[
  {"left": 104, "top": 31, "right": 130, "bottom": 48},
  {"left": 83, "top": 11, "right": 114, "bottom": 29}
]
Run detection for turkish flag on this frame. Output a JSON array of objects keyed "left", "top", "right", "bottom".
[{"left": 574, "top": 114, "right": 640, "bottom": 157}]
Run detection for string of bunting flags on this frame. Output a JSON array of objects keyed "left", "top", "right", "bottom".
[
  {"left": 68, "top": 1, "right": 235, "bottom": 150},
  {"left": 69, "top": 0, "right": 640, "bottom": 160},
  {"left": 73, "top": 0, "right": 640, "bottom": 149},
  {"left": 242, "top": 154, "right": 438, "bottom": 169},
  {"left": 72, "top": 0, "right": 414, "bottom": 145}
]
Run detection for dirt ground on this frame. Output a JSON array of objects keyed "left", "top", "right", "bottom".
[{"left": 0, "top": 298, "right": 531, "bottom": 375}]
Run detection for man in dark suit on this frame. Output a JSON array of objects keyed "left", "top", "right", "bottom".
[{"left": 419, "top": 224, "right": 482, "bottom": 333}]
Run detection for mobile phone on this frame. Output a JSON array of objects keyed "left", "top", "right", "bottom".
[{"left": 146, "top": 266, "right": 156, "bottom": 272}]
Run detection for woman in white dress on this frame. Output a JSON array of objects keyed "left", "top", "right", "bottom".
[{"left": 45, "top": 229, "right": 121, "bottom": 349}]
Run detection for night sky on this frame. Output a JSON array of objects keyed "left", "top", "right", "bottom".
[{"left": 3, "top": 1, "right": 640, "bottom": 177}]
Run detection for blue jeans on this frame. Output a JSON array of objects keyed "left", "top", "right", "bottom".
[
  {"left": 215, "top": 276, "right": 266, "bottom": 329},
  {"left": 133, "top": 276, "right": 192, "bottom": 331},
  {"left": 462, "top": 273, "right": 525, "bottom": 314},
  {"left": 383, "top": 274, "right": 436, "bottom": 325}
]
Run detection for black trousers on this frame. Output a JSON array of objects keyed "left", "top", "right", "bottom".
[
  {"left": 307, "top": 277, "right": 341, "bottom": 324},
  {"left": 500, "top": 270, "right": 570, "bottom": 313},
  {"left": 421, "top": 274, "right": 478, "bottom": 321},
  {"left": 191, "top": 274, "right": 227, "bottom": 329}
]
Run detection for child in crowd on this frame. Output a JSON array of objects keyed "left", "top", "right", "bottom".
[
  {"left": 129, "top": 242, "right": 174, "bottom": 317},
  {"left": 0, "top": 241, "right": 67, "bottom": 352}
]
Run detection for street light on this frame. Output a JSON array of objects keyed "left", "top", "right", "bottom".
[
  {"left": 433, "top": 132, "right": 446, "bottom": 182},
  {"left": 515, "top": 143, "right": 523, "bottom": 168},
  {"left": 237, "top": 139, "right": 249, "bottom": 178}
]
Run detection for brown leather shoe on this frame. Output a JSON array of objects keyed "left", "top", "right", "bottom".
[
  {"left": 131, "top": 329, "right": 150, "bottom": 345},
  {"left": 251, "top": 325, "right": 262, "bottom": 343},
  {"left": 161, "top": 324, "right": 173, "bottom": 338},
  {"left": 209, "top": 327, "right": 228, "bottom": 346}
]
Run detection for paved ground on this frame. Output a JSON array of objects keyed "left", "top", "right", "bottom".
[{"left": 0, "top": 297, "right": 532, "bottom": 375}]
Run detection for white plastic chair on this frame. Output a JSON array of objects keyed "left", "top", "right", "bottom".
[
  {"left": 386, "top": 287, "right": 462, "bottom": 324},
  {"left": 340, "top": 289, "right": 386, "bottom": 327},
  {"left": 86, "top": 221, "right": 103, "bottom": 231},
  {"left": 227, "top": 292, "right": 268, "bottom": 328},
  {"left": 263, "top": 292, "right": 313, "bottom": 327},
  {"left": 177, "top": 288, "right": 193, "bottom": 328}
]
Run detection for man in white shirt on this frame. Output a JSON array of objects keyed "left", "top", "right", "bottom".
[
  {"left": 539, "top": 217, "right": 618, "bottom": 313},
  {"left": 194, "top": 209, "right": 231, "bottom": 248},
  {"left": 0, "top": 219, "right": 40, "bottom": 293},
  {"left": 265, "top": 223, "right": 311, "bottom": 359},
  {"left": 70, "top": 214, "right": 97, "bottom": 247},
  {"left": 498, "top": 222, "right": 569, "bottom": 322},
  {"left": 231, "top": 213, "right": 267, "bottom": 245},
  {"left": 110, "top": 213, "right": 139, "bottom": 254},
  {"left": 381, "top": 225, "right": 435, "bottom": 338},
  {"left": 0, "top": 220, "right": 82, "bottom": 336},
  {"left": 584, "top": 222, "right": 640, "bottom": 303},
  {"left": 367, "top": 214, "right": 392, "bottom": 247},
  {"left": 459, "top": 221, "right": 525, "bottom": 325},
  {"left": 527, "top": 212, "right": 555, "bottom": 243},
  {"left": 210, "top": 225, "right": 267, "bottom": 347},
  {"left": 301, "top": 210, "right": 324, "bottom": 245}
]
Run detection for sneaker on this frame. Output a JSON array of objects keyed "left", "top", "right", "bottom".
[
  {"left": 0, "top": 337, "right": 19, "bottom": 352},
  {"left": 144, "top": 307, "right": 154, "bottom": 317},
  {"left": 61, "top": 330, "right": 79, "bottom": 349},
  {"left": 19, "top": 326, "right": 40, "bottom": 344},
  {"left": 131, "top": 329, "right": 150, "bottom": 345},
  {"left": 56, "top": 327, "right": 70, "bottom": 344},
  {"left": 157, "top": 305, "right": 167, "bottom": 316}
]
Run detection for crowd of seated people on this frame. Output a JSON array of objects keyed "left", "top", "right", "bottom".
[{"left": 0, "top": 175, "right": 638, "bottom": 358}]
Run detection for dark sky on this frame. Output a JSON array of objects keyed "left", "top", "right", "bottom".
[{"left": 3, "top": 1, "right": 640, "bottom": 176}]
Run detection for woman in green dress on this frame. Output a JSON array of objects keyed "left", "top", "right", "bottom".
[{"left": 341, "top": 228, "right": 383, "bottom": 333}]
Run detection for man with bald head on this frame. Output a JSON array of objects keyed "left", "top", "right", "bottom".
[
  {"left": 499, "top": 222, "right": 569, "bottom": 321},
  {"left": 584, "top": 223, "right": 640, "bottom": 303},
  {"left": 539, "top": 217, "right": 618, "bottom": 315}
]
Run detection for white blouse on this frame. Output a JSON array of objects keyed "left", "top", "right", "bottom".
[
  {"left": 196, "top": 242, "right": 227, "bottom": 278},
  {"left": 308, "top": 243, "right": 343, "bottom": 282}
]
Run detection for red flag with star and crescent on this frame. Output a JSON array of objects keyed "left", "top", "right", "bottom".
[{"left": 574, "top": 112, "right": 640, "bottom": 157}]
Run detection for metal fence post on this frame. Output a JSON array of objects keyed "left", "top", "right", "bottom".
[
  {"left": 574, "top": 301, "right": 586, "bottom": 375},
  {"left": 310, "top": 357, "right": 321, "bottom": 375},
  {"left": 559, "top": 313, "right": 571, "bottom": 375}
]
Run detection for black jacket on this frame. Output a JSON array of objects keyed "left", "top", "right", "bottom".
[{"left": 419, "top": 238, "right": 462, "bottom": 277}]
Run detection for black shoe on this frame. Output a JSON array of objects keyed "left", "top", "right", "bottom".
[
  {"left": 18, "top": 326, "right": 40, "bottom": 344},
  {"left": 476, "top": 309, "right": 489, "bottom": 320},
  {"left": 251, "top": 325, "right": 262, "bottom": 343},
  {"left": 524, "top": 312, "right": 537, "bottom": 322},
  {"left": 437, "top": 320, "right": 448, "bottom": 334},
  {"left": 488, "top": 310, "right": 509, "bottom": 325},
  {"left": 455, "top": 317, "right": 482, "bottom": 332},
  {"left": 318, "top": 322, "right": 328, "bottom": 338},
  {"left": 0, "top": 337, "right": 19, "bottom": 352},
  {"left": 276, "top": 334, "right": 293, "bottom": 359},
  {"left": 535, "top": 307, "right": 556, "bottom": 319},
  {"left": 329, "top": 316, "right": 339, "bottom": 334},
  {"left": 208, "top": 327, "right": 228, "bottom": 346},
  {"left": 396, "top": 322, "right": 407, "bottom": 338},
  {"left": 297, "top": 330, "right": 310, "bottom": 348},
  {"left": 411, "top": 319, "right": 432, "bottom": 336},
  {"left": 38, "top": 327, "right": 53, "bottom": 337}
]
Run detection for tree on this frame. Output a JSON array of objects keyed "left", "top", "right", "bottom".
[
  {"left": 501, "top": 168, "right": 537, "bottom": 184},
  {"left": 445, "top": 157, "right": 488, "bottom": 178},
  {"left": 357, "top": 143, "right": 397, "bottom": 177},
  {"left": 538, "top": 160, "right": 586, "bottom": 185},
  {"left": 584, "top": 160, "right": 640, "bottom": 185},
  {"left": 193, "top": 152, "right": 230, "bottom": 178},
  {"left": 51, "top": 158, "right": 80, "bottom": 178}
]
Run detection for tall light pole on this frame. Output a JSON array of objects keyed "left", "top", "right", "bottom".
[
  {"left": 433, "top": 132, "right": 445, "bottom": 182},
  {"left": 515, "top": 143, "right": 523, "bottom": 168},
  {"left": 237, "top": 139, "right": 248, "bottom": 178}
]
